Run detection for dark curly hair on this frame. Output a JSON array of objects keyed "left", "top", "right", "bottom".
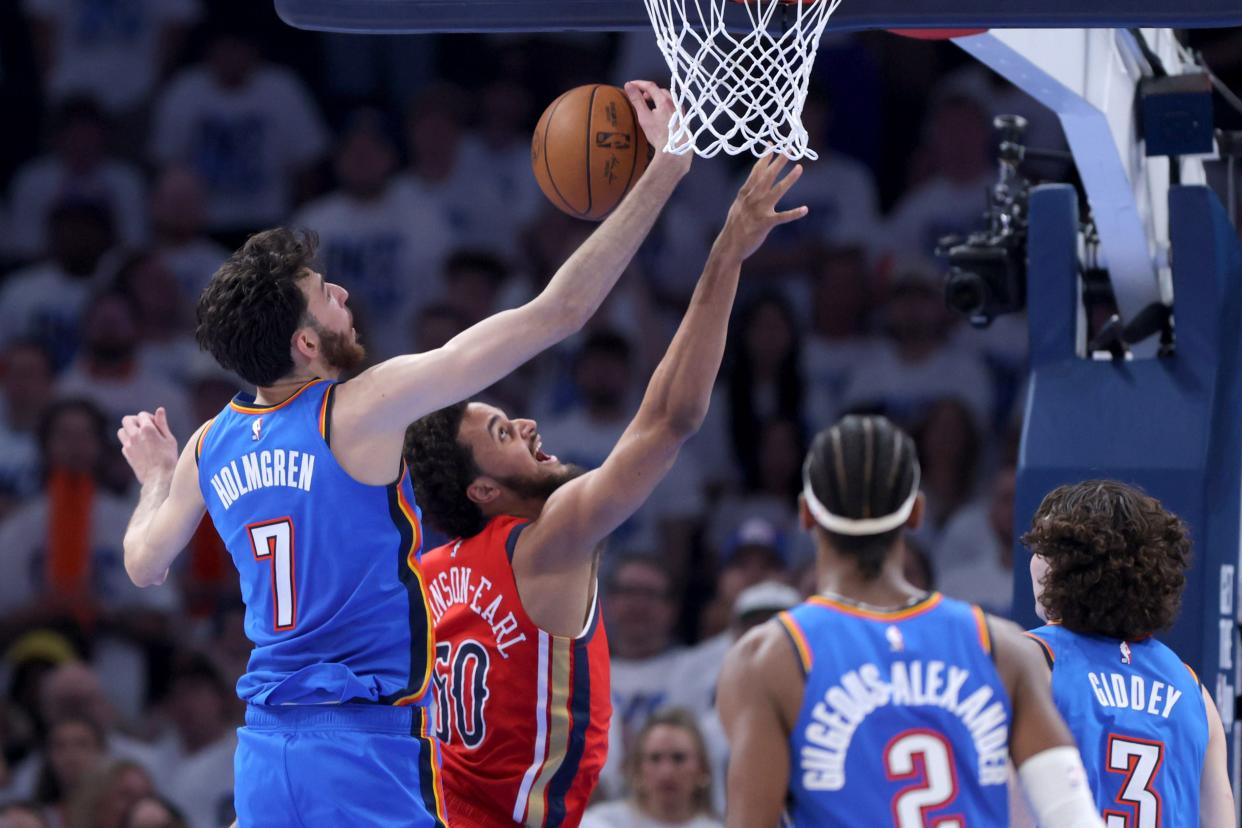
[
  {"left": 195, "top": 228, "right": 317, "bottom": 386},
  {"left": 1022, "top": 479, "right": 1190, "bottom": 640},
  {"left": 404, "top": 402, "right": 487, "bottom": 539}
]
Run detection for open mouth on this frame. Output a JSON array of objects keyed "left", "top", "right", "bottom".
[{"left": 533, "top": 437, "right": 558, "bottom": 465}]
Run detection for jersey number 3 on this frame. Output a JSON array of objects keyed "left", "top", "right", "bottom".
[
  {"left": 248, "top": 518, "right": 297, "bottom": 630},
  {"left": 434, "top": 640, "right": 491, "bottom": 748},
  {"left": 885, "top": 730, "right": 964, "bottom": 828},
  {"left": 1104, "top": 735, "right": 1164, "bottom": 828}
]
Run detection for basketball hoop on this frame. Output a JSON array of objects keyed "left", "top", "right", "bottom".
[{"left": 643, "top": 0, "right": 843, "bottom": 159}]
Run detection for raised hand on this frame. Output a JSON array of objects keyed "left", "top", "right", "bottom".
[
  {"left": 720, "top": 152, "right": 809, "bottom": 261},
  {"left": 623, "top": 80, "right": 693, "bottom": 172},
  {"left": 118, "top": 407, "right": 179, "bottom": 486}
]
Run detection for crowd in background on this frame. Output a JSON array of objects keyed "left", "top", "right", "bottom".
[{"left": 0, "top": 3, "right": 1239, "bottom": 827}]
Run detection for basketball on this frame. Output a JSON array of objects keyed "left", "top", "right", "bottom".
[{"left": 531, "top": 84, "right": 654, "bottom": 221}]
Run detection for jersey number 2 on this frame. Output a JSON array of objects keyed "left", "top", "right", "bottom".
[
  {"left": 248, "top": 518, "right": 296, "bottom": 630},
  {"left": 1104, "top": 735, "right": 1164, "bottom": 828},
  {"left": 885, "top": 730, "right": 964, "bottom": 828}
]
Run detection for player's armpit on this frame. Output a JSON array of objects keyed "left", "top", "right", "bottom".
[
  {"left": 1200, "top": 684, "right": 1237, "bottom": 828},
  {"left": 718, "top": 622, "right": 800, "bottom": 828}
]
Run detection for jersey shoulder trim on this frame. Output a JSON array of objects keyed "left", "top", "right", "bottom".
[
  {"left": 505, "top": 519, "right": 530, "bottom": 564},
  {"left": 318, "top": 381, "right": 337, "bottom": 446},
  {"left": 1024, "top": 631, "right": 1056, "bottom": 670},
  {"left": 194, "top": 418, "right": 215, "bottom": 466},
  {"left": 1183, "top": 661, "right": 1200, "bottom": 686},
  {"left": 228, "top": 377, "right": 325, "bottom": 415},
  {"left": 971, "top": 605, "right": 994, "bottom": 658},
  {"left": 777, "top": 611, "right": 813, "bottom": 675}
]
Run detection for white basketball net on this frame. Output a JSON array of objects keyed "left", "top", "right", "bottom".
[{"left": 643, "top": 0, "right": 843, "bottom": 159}]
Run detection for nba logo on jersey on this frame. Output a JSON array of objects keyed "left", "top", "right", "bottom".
[
  {"left": 1120, "top": 641, "right": 1132, "bottom": 664},
  {"left": 886, "top": 625, "right": 904, "bottom": 652},
  {"left": 252, "top": 417, "right": 263, "bottom": 441}
]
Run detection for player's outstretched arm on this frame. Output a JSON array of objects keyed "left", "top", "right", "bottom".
[
  {"left": 333, "top": 82, "right": 691, "bottom": 461},
  {"left": 718, "top": 621, "right": 801, "bottom": 828},
  {"left": 1200, "top": 684, "right": 1236, "bottom": 828},
  {"left": 514, "top": 153, "right": 807, "bottom": 569},
  {"left": 993, "top": 618, "right": 1105, "bottom": 828},
  {"left": 119, "top": 408, "right": 206, "bottom": 587}
]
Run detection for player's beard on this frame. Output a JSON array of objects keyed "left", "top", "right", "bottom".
[
  {"left": 497, "top": 462, "right": 587, "bottom": 502},
  {"left": 312, "top": 320, "right": 366, "bottom": 375}
]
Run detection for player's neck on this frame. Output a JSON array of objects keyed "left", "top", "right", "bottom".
[
  {"left": 253, "top": 368, "right": 338, "bottom": 406},
  {"left": 815, "top": 553, "right": 923, "bottom": 609}
]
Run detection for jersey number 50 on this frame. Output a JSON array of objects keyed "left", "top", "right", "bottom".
[
  {"left": 433, "top": 640, "right": 491, "bottom": 748},
  {"left": 885, "top": 730, "right": 964, "bottom": 828}
]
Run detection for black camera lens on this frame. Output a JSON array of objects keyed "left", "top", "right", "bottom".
[{"left": 944, "top": 270, "right": 989, "bottom": 317}]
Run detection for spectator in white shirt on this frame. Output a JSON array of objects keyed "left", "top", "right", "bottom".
[
  {"left": 935, "top": 464, "right": 1017, "bottom": 617},
  {"left": 112, "top": 252, "right": 197, "bottom": 388},
  {"left": 148, "top": 167, "right": 228, "bottom": 302},
  {"left": 292, "top": 109, "right": 452, "bottom": 360},
  {"left": 24, "top": 0, "right": 200, "bottom": 116},
  {"left": 0, "top": 198, "right": 117, "bottom": 370},
  {"left": 912, "top": 397, "right": 984, "bottom": 540},
  {"left": 582, "top": 709, "right": 721, "bottom": 828},
  {"left": 150, "top": 26, "right": 329, "bottom": 241},
  {"left": 6, "top": 97, "right": 146, "bottom": 261},
  {"left": 55, "top": 291, "right": 192, "bottom": 439},
  {"left": 0, "top": 341, "right": 55, "bottom": 515},
  {"left": 884, "top": 91, "right": 995, "bottom": 259}
]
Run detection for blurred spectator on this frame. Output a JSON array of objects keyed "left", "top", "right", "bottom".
[
  {"left": 292, "top": 109, "right": 452, "bottom": 359},
  {"left": 6, "top": 98, "right": 146, "bottom": 260},
  {"left": 691, "top": 581, "right": 801, "bottom": 814},
  {"left": 541, "top": 331, "right": 704, "bottom": 558},
  {"left": 582, "top": 709, "right": 720, "bottom": 828},
  {"left": 123, "top": 796, "right": 187, "bottom": 828},
  {"left": 24, "top": 0, "right": 200, "bottom": 116},
  {"left": 441, "top": 250, "right": 509, "bottom": 327},
  {"left": 65, "top": 759, "right": 153, "bottom": 828},
  {"left": 31, "top": 716, "right": 104, "bottom": 826},
  {"left": 56, "top": 291, "right": 193, "bottom": 439},
  {"left": 0, "top": 402, "right": 179, "bottom": 722},
  {"left": 720, "top": 294, "right": 805, "bottom": 491},
  {"left": 150, "top": 26, "right": 329, "bottom": 241},
  {"left": 411, "top": 303, "right": 468, "bottom": 355},
  {"left": 803, "top": 246, "right": 881, "bottom": 428},
  {"left": 0, "top": 199, "right": 117, "bottom": 370},
  {"left": 913, "top": 398, "right": 983, "bottom": 536},
  {"left": 113, "top": 253, "right": 198, "bottom": 387},
  {"left": 885, "top": 92, "right": 993, "bottom": 258},
  {"left": 456, "top": 79, "right": 544, "bottom": 258},
  {"left": 699, "top": 516, "right": 794, "bottom": 640},
  {"left": 0, "top": 342, "right": 56, "bottom": 513},
  {"left": 0, "top": 801, "right": 48, "bottom": 828},
  {"left": 731, "top": 96, "right": 880, "bottom": 288},
  {"left": 840, "top": 266, "right": 994, "bottom": 430},
  {"left": 149, "top": 654, "right": 235, "bottom": 828},
  {"left": 148, "top": 168, "right": 228, "bottom": 301},
  {"left": 935, "top": 464, "right": 1016, "bottom": 617},
  {"left": 399, "top": 84, "right": 476, "bottom": 252}
]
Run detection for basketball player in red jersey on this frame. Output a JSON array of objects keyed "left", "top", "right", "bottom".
[{"left": 404, "top": 152, "right": 808, "bottom": 828}]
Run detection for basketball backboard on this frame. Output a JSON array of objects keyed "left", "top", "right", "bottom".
[{"left": 276, "top": 0, "right": 1242, "bottom": 33}]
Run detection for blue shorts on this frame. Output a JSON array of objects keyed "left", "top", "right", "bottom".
[{"left": 234, "top": 703, "right": 447, "bottom": 827}]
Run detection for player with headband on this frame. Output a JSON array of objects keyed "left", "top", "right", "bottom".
[{"left": 717, "top": 414, "right": 1105, "bottom": 827}]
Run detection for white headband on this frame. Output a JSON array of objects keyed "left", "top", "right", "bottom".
[{"left": 802, "top": 464, "right": 921, "bottom": 536}]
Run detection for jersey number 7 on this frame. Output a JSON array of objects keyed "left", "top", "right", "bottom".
[{"left": 248, "top": 518, "right": 297, "bottom": 630}]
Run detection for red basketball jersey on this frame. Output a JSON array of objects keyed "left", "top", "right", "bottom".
[{"left": 422, "top": 515, "right": 611, "bottom": 828}]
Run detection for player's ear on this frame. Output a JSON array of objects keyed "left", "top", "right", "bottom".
[
  {"left": 798, "top": 494, "right": 815, "bottom": 531},
  {"left": 906, "top": 492, "right": 926, "bottom": 531},
  {"left": 291, "top": 323, "right": 318, "bottom": 364},
  {"left": 466, "top": 476, "right": 501, "bottom": 506}
]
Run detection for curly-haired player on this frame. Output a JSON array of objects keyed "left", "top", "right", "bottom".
[
  {"left": 717, "top": 415, "right": 1106, "bottom": 828},
  {"left": 1023, "top": 480, "right": 1235, "bottom": 828},
  {"left": 404, "top": 152, "right": 807, "bottom": 828},
  {"left": 116, "top": 81, "right": 689, "bottom": 828}
]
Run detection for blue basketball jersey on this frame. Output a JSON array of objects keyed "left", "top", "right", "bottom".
[
  {"left": 196, "top": 378, "right": 434, "bottom": 707},
  {"left": 1027, "top": 625, "right": 1207, "bottom": 828},
  {"left": 782, "top": 592, "right": 1010, "bottom": 827}
]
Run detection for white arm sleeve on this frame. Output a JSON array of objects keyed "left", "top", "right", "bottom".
[{"left": 1017, "top": 746, "right": 1105, "bottom": 828}]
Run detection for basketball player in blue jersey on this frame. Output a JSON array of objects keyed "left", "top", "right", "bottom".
[
  {"left": 114, "top": 81, "right": 690, "bottom": 827},
  {"left": 718, "top": 415, "right": 1106, "bottom": 828},
  {"left": 1021, "top": 480, "right": 1235, "bottom": 827}
]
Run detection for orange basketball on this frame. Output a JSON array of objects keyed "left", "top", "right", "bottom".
[{"left": 531, "top": 84, "right": 654, "bottom": 221}]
